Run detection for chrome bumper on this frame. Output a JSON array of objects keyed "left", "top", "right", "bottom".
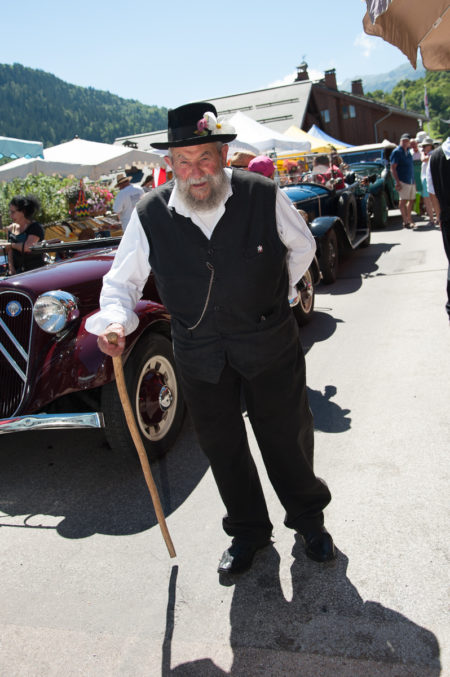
[{"left": 0, "top": 412, "right": 105, "bottom": 434}]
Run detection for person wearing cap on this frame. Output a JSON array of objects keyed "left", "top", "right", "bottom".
[
  {"left": 390, "top": 134, "right": 416, "bottom": 228},
  {"left": 248, "top": 155, "right": 276, "bottom": 179},
  {"left": 112, "top": 173, "right": 144, "bottom": 230},
  {"left": 86, "top": 101, "right": 335, "bottom": 576},
  {"left": 229, "top": 150, "right": 256, "bottom": 170},
  {"left": 426, "top": 135, "right": 450, "bottom": 322},
  {"left": 420, "top": 137, "right": 438, "bottom": 225}
]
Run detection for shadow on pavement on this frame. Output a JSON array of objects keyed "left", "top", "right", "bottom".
[
  {"left": 317, "top": 241, "right": 400, "bottom": 296},
  {"left": 0, "top": 415, "right": 209, "bottom": 539},
  {"left": 166, "top": 537, "right": 441, "bottom": 676}
]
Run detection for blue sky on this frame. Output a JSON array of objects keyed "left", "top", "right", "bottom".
[{"left": 1, "top": 0, "right": 412, "bottom": 108}]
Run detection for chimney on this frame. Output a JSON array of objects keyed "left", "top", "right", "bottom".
[
  {"left": 295, "top": 61, "right": 309, "bottom": 82},
  {"left": 351, "top": 79, "right": 364, "bottom": 96},
  {"left": 324, "top": 68, "right": 337, "bottom": 90}
]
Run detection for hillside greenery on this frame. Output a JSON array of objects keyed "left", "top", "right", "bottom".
[
  {"left": 366, "top": 70, "right": 450, "bottom": 140},
  {"left": 0, "top": 63, "right": 167, "bottom": 147}
]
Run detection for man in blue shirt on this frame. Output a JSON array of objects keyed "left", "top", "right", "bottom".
[{"left": 390, "top": 133, "right": 416, "bottom": 228}]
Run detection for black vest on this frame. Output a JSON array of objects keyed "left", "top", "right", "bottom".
[
  {"left": 137, "top": 171, "right": 298, "bottom": 382},
  {"left": 430, "top": 146, "right": 450, "bottom": 222}
]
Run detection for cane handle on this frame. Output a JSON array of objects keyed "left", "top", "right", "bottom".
[{"left": 106, "top": 331, "right": 119, "bottom": 345}]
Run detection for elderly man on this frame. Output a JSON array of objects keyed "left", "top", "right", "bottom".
[
  {"left": 113, "top": 173, "right": 144, "bottom": 230},
  {"left": 390, "top": 133, "right": 416, "bottom": 228},
  {"left": 86, "top": 102, "right": 335, "bottom": 575}
]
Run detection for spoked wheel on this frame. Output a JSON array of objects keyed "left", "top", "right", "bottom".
[
  {"left": 293, "top": 266, "right": 315, "bottom": 326},
  {"left": 101, "top": 333, "right": 185, "bottom": 461},
  {"left": 320, "top": 228, "right": 339, "bottom": 284}
]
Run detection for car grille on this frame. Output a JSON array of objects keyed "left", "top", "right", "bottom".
[{"left": 0, "top": 291, "right": 33, "bottom": 417}]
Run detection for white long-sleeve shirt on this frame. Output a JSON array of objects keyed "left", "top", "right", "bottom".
[
  {"left": 86, "top": 169, "right": 316, "bottom": 336},
  {"left": 425, "top": 137, "right": 450, "bottom": 195}
]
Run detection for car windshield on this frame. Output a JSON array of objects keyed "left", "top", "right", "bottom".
[{"left": 349, "top": 163, "right": 383, "bottom": 177}]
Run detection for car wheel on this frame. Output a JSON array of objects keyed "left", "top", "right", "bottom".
[
  {"left": 338, "top": 193, "right": 358, "bottom": 241},
  {"left": 372, "top": 190, "right": 388, "bottom": 228},
  {"left": 320, "top": 228, "right": 339, "bottom": 284},
  {"left": 101, "top": 333, "right": 185, "bottom": 461},
  {"left": 292, "top": 266, "right": 315, "bottom": 326}
]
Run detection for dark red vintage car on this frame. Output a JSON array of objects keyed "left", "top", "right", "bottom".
[{"left": 0, "top": 238, "right": 185, "bottom": 460}]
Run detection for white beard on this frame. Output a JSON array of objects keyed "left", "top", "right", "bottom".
[{"left": 176, "top": 168, "right": 229, "bottom": 212}]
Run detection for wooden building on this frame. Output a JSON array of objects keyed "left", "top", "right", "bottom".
[{"left": 115, "top": 64, "right": 426, "bottom": 150}]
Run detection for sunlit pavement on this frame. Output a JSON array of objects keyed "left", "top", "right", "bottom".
[{"left": 0, "top": 210, "right": 448, "bottom": 676}]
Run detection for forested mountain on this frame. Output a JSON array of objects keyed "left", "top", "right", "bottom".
[
  {"left": 0, "top": 63, "right": 167, "bottom": 146},
  {"left": 340, "top": 61, "right": 427, "bottom": 95},
  {"left": 365, "top": 70, "right": 450, "bottom": 139}
]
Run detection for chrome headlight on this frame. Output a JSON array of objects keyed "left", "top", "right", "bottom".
[{"left": 33, "top": 291, "right": 80, "bottom": 333}]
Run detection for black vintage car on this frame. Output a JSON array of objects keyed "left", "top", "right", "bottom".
[
  {"left": 346, "top": 160, "right": 399, "bottom": 229},
  {"left": 282, "top": 180, "right": 371, "bottom": 284}
]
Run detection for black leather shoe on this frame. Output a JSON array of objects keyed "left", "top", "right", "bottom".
[
  {"left": 302, "top": 527, "right": 336, "bottom": 562},
  {"left": 217, "top": 538, "right": 271, "bottom": 574}
]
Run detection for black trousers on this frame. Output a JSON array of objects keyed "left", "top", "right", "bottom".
[{"left": 177, "top": 340, "right": 332, "bottom": 542}]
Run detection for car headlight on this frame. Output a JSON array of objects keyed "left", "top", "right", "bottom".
[{"left": 33, "top": 291, "right": 80, "bottom": 333}]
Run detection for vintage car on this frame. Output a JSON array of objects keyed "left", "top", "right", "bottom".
[
  {"left": 346, "top": 160, "right": 399, "bottom": 228},
  {"left": 0, "top": 237, "right": 185, "bottom": 461},
  {"left": 282, "top": 178, "right": 371, "bottom": 284}
]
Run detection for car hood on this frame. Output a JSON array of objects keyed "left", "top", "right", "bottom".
[
  {"left": 0, "top": 249, "right": 116, "bottom": 300},
  {"left": 282, "top": 184, "right": 329, "bottom": 202}
]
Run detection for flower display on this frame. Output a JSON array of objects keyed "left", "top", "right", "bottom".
[{"left": 61, "top": 181, "right": 115, "bottom": 218}]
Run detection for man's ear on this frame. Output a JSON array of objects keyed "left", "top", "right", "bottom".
[
  {"left": 221, "top": 144, "right": 229, "bottom": 167},
  {"left": 164, "top": 155, "right": 172, "bottom": 169}
]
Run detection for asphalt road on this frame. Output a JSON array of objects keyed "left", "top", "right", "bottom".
[{"left": 0, "top": 211, "right": 448, "bottom": 676}]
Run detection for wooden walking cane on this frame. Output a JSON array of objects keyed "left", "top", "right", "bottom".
[{"left": 106, "top": 332, "right": 176, "bottom": 558}]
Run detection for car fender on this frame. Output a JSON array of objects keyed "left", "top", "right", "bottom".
[
  {"left": 23, "top": 300, "right": 171, "bottom": 413},
  {"left": 310, "top": 215, "right": 343, "bottom": 239}
]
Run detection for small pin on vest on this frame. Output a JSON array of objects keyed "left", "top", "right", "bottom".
[{"left": 257, "top": 245, "right": 263, "bottom": 253}]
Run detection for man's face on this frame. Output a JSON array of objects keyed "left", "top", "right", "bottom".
[
  {"left": 165, "top": 143, "right": 228, "bottom": 208},
  {"left": 400, "top": 138, "right": 410, "bottom": 150}
]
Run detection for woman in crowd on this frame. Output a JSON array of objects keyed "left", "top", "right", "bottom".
[{"left": 7, "top": 195, "right": 44, "bottom": 274}]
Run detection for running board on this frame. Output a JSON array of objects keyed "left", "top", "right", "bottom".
[{"left": 0, "top": 412, "right": 105, "bottom": 434}]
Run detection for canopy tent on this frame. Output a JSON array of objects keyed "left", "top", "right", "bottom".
[
  {"left": 0, "top": 136, "right": 44, "bottom": 159},
  {"left": 0, "top": 138, "right": 165, "bottom": 182},
  {"left": 307, "top": 125, "right": 352, "bottom": 149},
  {"left": 223, "top": 111, "right": 311, "bottom": 154},
  {"left": 363, "top": 0, "right": 450, "bottom": 71},
  {"left": 282, "top": 126, "right": 340, "bottom": 153}
]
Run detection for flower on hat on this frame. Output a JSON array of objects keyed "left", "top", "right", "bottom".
[{"left": 195, "top": 111, "right": 236, "bottom": 137}]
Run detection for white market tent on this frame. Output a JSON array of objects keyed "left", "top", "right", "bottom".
[
  {"left": 0, "top": 138, "right": 166, "bottom": 182},
  {"left": 223, "top": 112, "right": 311, "bottom": 154}
]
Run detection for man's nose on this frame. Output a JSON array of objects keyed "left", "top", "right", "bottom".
[{"left": 190, "top": 162, "right": 205, "bottom": 179}]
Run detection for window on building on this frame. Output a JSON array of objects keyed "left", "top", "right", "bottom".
[
  {"left": 320, "top": 109, "right": 330, "bottom": 123},
  {"left": 342, "top": 105, "right": 349, "bottom": 119},
  {"left": 349, "top": 105, "right": 356, "bottom": 118}
]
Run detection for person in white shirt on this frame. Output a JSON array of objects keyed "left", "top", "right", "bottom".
[
  {"left": 87, "top": 102, "right": 335, "bottom": 576},
  {"left": 112, "top": 173, "right": 144, "bottom": 230}
]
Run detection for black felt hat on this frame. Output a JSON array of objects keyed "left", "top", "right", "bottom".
[{"left": 151, "top": 102, "right": 237, "bottom": 150}]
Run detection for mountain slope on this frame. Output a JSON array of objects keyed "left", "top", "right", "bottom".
[
  {"left": 0, "top": 63, "right": 167, "bottom": 147},
  {"left": 339, "top": 61, "right": 426, "bottom": 94}
]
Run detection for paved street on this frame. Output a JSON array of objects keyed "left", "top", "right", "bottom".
[{"left": 0, "top": 212, "right": 448, "bottom": 676}]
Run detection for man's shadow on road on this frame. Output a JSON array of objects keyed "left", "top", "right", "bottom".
[{"left": 165, "top": 539, "right": 441, "bottom": 676}]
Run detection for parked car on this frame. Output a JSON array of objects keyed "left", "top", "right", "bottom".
[
  {"left": 345, "top": 160, "right": 399, "bottom": 228},
  {"left": 0, "top": 237, "right": 185, "bottom": 461},
  {"left": 282, "top": 179, "right": 371, "bottom": 284}
]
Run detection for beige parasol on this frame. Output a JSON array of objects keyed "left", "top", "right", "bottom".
[{"left": 363, "top": 0, "right": 450, "bottom": 70}]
